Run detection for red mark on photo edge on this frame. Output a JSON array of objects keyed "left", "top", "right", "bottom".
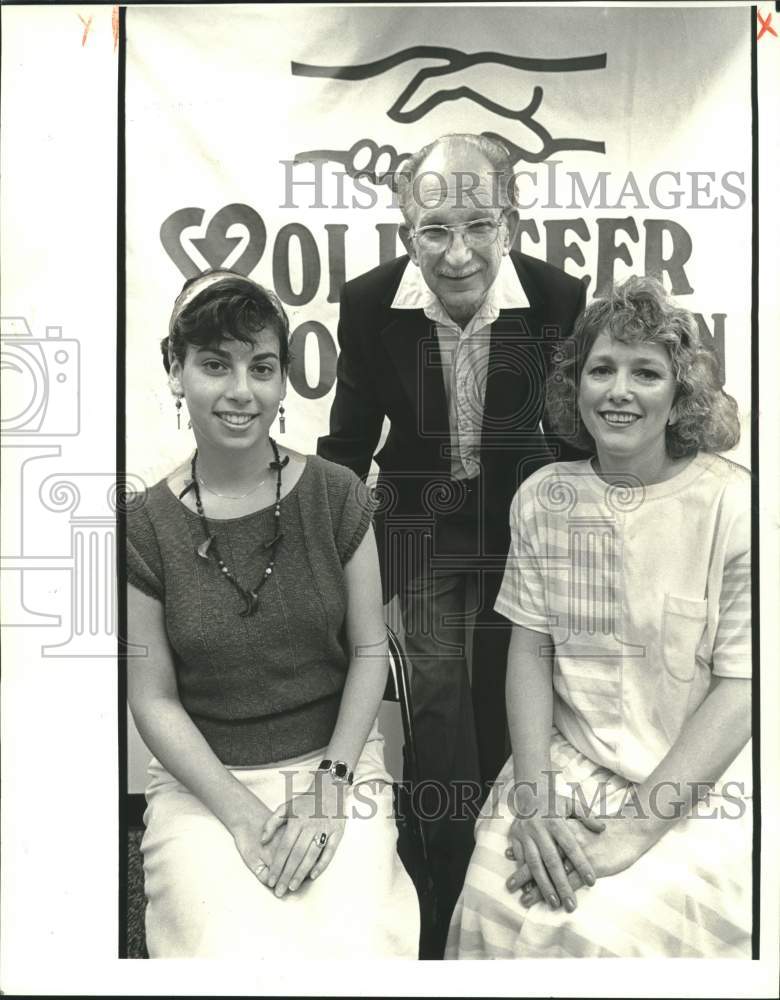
[
  {"left": 112, "top": 6, "right": 119, "bottom": 53},
  {"left": 757, "top": 11, "right": 777, "bottom": 39},
  {"left": 78, "top": 14, "right": 93, "bottom": 47}
]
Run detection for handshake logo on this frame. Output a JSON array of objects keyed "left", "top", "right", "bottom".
[{"left": 1, "top": 318, "right": 80, "bottom": 436}]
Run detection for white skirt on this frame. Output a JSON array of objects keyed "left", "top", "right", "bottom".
[
  {"left": 446, "top": 738, "right": 752, "bottom": 959},
  {"left": 141, "top": 728, "right": 420, "bottom": 958}
]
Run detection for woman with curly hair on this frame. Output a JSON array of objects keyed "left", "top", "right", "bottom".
[{"left": 446, "top": 276, "right": 752, "bottom": 958}]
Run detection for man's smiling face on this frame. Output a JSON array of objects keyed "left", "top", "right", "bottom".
[{"left": 401, "top": 142, "right": 517, "bottom": 328}]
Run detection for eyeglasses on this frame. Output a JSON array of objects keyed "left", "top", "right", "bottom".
[{"left": 410, "top": 216, "right": 503, "bottom": 252}]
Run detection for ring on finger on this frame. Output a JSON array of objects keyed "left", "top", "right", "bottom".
[
  {"left": 313, "top": 832, "right": 328, "bottom": 848},
  {"left": 253, "top": 861, "right": 268, "bottom": 878}
]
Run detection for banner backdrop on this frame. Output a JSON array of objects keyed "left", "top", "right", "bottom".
[{"left": 126, "top": 4, "right": 752, "bottom": 488}]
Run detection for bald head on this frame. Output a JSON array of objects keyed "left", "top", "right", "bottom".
[
  {"left": 396, "top": 133, "right": 516, "bottom": 224},
  {"left": 396, "top": 134, "right": 519, "bottom": 328}
]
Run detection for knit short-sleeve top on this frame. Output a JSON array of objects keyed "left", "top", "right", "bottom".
[{"left": 127, "top": 455, "right": 374, "bottom": 766}]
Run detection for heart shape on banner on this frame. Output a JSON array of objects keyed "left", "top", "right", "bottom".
[{"left": 160, "top": 203, "right": 267, "bottom": 278}]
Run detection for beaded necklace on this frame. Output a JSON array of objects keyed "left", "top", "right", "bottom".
[{"left": 190, "top": 439, "right": 288, "bottom": 617}]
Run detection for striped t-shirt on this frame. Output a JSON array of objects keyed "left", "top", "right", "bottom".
[{"left": 495, "top": 452, "right": 751, "bottom": 788}]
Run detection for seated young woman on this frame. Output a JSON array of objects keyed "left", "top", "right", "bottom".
[
  {"left": 446, "top": 276, "right": 752, "bottom": 958},
  {"left": 126, "top": 269, "right": 420, "bottom": 958}
]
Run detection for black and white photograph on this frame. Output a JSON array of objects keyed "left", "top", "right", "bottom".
[{"left": 1, "top": 2, "right": 778, "bottom": 995}]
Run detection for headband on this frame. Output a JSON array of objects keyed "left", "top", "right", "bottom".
[{"left": 168, "top": 270, "right": 263, "bottom": 338}]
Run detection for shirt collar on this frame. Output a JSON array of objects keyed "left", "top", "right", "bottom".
[{"left": 390, "top": 254, "right": 530, "bottom": 325}]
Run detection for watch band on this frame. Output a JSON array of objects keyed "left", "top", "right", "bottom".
[{"left": 316, "top": 759, "right": 354, "bottom": 785}]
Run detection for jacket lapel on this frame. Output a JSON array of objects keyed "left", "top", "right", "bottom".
[
  {"left": 377, "top": 253, "right": 545, "bottom": 458},
  {"left": 482, "top": 309, "right": 545, "bottom": 450},
  {"left": 378, "top": 310, "right": 450, "bottom": 440}
]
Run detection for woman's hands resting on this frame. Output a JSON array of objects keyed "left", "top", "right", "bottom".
[
  {"left": 504, "top": 791, "right": 603, "bottom": 912},
  {"left": 506, "top": 809, "right": 661, "bottom": 910},
  {"left": 229, "top": 795, "right": 287, "bottom": 887},
  {"left": 258, "top": 779, "right": 347, "bottom": 898},
  {"left": 228, "top": 779, "right": 347, "bottom": 898}
]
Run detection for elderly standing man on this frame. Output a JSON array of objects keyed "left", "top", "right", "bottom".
[{"left": 317, "top": 133, "right": 585, "bottom": 950}]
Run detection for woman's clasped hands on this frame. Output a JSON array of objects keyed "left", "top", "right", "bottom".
[
  {"left": 251, "top": 779, "right": 347, "bottom": 898},
  {"left": 505, "top": 789, "right": 663, "bottom": 911},
  {"left": 504, "top": 790, "right": 604, "bottom": 913}
]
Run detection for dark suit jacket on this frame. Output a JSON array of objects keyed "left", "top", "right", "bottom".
[{"left": 317, "top": 251, "right": 586, "bottom": 600}]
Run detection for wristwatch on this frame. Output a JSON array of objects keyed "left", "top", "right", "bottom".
[{"left": 316, "top": 759, "right": 354, "bottom": 785}]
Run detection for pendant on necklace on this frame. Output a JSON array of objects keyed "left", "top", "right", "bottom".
[
  {"left": 196, "top": 535, "right": 215, "bottom": 559},
  {"left": 239, "top": 590, "right": 260, "bottom": 617}
]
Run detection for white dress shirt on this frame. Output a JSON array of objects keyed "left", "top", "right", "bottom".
[{"left": 391, "top": 256, "right": 530, "bottom": 479}]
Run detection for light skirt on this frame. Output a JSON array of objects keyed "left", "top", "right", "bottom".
[
  {"left": 141, "top": 730, "right": 420, "bottom": 958},
  {"left": 446, "top": 740, "right": 752, "bottom": 959}
]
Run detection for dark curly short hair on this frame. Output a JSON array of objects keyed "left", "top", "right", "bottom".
[
  {"left": 160, "top": 270, "right": 290, "bottom": 375},
  {"left": 545, "top": 276, "right": 740, "bottom": 458}
]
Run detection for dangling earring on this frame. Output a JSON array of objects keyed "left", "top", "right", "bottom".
[
  {"left": 175, "top": 396, "right": 183, "bottom": 430},
  {"left": 278, "top": 403, "right": 286, "bottom": 434}
]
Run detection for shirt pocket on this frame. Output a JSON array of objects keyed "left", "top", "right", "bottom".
[{"left": 661, "top": 594, "right": 709, "bottom": 682}]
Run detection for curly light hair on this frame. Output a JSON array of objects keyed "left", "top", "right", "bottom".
[{"left": 545, "top": 276, "right": 740, "bottom": 458}]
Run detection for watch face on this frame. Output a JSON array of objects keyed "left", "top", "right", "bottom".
[{"left": 332, "top": 762, "right": 348, "bottom": 779}]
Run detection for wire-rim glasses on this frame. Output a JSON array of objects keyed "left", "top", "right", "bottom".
[{"left": 411, "top": 216, "right": 504, "bottom": 252}]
